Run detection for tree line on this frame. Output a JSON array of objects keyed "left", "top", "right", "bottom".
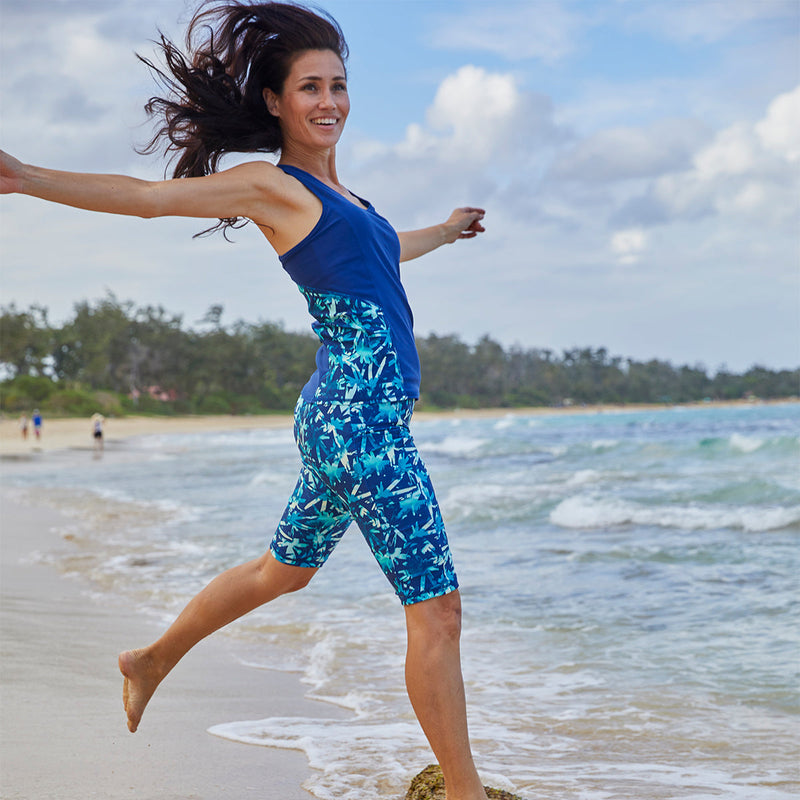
[{"left": 1, "top": 295, "right": 797, "bottom": 416}]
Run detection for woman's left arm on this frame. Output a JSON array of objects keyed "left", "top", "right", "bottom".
[{"left": 398, "top": 207, "right": 485, "bottom": 262}]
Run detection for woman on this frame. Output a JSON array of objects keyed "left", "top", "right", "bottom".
[{"left": 0, "top": 3, "right": 487, "bottom": 798}]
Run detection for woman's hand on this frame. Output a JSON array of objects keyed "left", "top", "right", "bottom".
[
  {"left": 0, "top": 150, "right": 25, "bottom": 194},
  {"left": 441, "top": 207, "right": 486, "bottom": 243}
]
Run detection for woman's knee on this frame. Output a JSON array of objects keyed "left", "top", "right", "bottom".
[
  {"left": 405, "top": 590, "right": 463, "bottom": 642},
  {"left": 257, "top": 551, "right": 317, "bottom": 595}
]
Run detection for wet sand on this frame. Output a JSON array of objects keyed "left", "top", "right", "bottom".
[{"left": 0, "top": 490, "right": 342, "bottom": 800}]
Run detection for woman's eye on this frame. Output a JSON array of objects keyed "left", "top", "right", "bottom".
[{"left": 334, "top": 83, "right": 347, "bottom": 92}]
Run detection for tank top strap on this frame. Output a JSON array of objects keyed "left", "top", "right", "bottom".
[
  {"left": 277, "top": 164, "right": 333, "bottom": 203},
  {"left": 277, "top": 164, "right": 371, "bottom": 209}
]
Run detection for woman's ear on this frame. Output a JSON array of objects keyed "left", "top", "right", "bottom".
[{"left": 263, "top": 88, "right": 279, "bottom": 117}]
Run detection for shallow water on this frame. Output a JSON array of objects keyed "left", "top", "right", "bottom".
[{"left": 3, "top": 403, "right": 799, "bottom": 799}]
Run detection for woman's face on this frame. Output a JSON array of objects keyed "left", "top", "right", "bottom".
[{"left": 264, "top": 49, "right": 349, "bottom": 151}]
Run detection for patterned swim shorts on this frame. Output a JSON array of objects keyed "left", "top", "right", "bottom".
[{"left": 269, "top": 397, "right": 459, "bottom": 605}]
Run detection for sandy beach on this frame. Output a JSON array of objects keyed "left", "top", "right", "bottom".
[
  {"left": 0, "top": 490, "right": 343, "bottom": 799},
  {"left": 1, "top": 399, "right": 785, "bottom": 459},
  {"left": 0, "top": 413, "right": 295, "bottom": 458}
]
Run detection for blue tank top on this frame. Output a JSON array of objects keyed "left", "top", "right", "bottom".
[{"left": 276, "top": 164, "right": 421, "bottom": 402}]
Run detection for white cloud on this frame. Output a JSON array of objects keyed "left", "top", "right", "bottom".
[
  {"left": 354, "top": 66, "right": 534, "bottom": 167},
  {"left": 610, "top": 228, "right": 648, "bottom": 265},
  {"left": 693, "top": 123, "right": 758, "bottom": 179},
  {"left": 755, "top": 85, "right": 800, "bottom": 162},
  {"left": 422, "top": 66, "right": 519, "bottom": 161},
  {"left": 616, "top": 86, "right": 800, "bottom": 229}
]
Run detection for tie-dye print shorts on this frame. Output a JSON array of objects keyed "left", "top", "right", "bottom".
[{"left": 269, "top": 397, "right": 459, "bottom": 605}]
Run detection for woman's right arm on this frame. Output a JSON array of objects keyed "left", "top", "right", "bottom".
[{"left": 0, "top": 149, "right": 289, "bottom": 224}]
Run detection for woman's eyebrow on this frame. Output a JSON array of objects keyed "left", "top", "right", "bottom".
[{"left": 295, "top": 74, "right": 347, "bottom": 82}]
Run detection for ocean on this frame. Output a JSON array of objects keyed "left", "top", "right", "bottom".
[{"left": 3, "top": 402, "right": 799, "bottom": 799}]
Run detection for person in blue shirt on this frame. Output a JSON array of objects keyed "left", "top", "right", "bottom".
[
  {"left": 31, "top": 409, "right": 42, "bottom": 440},
  {"left": 0, "top": 3, "right": 487, "bottom": 797}
]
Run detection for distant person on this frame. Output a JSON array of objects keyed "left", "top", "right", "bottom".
[
  {"left": 0, "top": 3, "right": 487, "bottom": 797},
  {"left": 19, "top": 414, "right": 28, "bottom": 440},
  {"left": 91, "top": 413, "right": 105, "bottom": 452},
  {"left": 31, "top": 409, "right": 42, "bottom": 441}
]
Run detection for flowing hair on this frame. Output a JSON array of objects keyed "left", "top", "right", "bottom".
[{"left": 137, "top": 1, "right": 348, "bottom": 236}]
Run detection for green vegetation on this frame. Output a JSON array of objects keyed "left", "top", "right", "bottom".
[{"left": 1, "top": 295, "right": 797, "bottom": 416}]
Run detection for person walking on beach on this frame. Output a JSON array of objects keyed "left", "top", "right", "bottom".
[
  {"left": 19, "top": 414, "right": 28, "bottom": 440},
  {"left": 0, "top": 3, "right": 487, "bottom": 797},
  {"left": 31, "top": 409, "right": 42, "bottom": 441},
  {"left": 91, "top": 413, "right": 105, "bottom": 453}
]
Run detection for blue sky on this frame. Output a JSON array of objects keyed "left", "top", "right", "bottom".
[{"left": 1, "top": 0, "right": 798, "bottom": 372}]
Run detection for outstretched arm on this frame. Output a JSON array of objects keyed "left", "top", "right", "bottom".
[
  {"left": 0, "top": 149, "right": 285, "bottom": 225},
  {"left": 397, "top": 207, "right": 485, "bottom": 263}
]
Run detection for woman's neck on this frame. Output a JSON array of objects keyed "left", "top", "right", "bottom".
[{"left": 278, "top": 145, "right": 339, "bottom": 186}]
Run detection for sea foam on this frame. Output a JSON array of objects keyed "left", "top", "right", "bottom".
[
  {"left": 550, "top": 495, "right": 800, "bottom": 532},
  {"left": 419, "top": 435, "right": 488, "bottom": 457},
  {"left": 729, "top": 432, "right": 765, "bottom": 453},
  {"left": 208, "top": 717, "right": 429, "bottom": 800}
]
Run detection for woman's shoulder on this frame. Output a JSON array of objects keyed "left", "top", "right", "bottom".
[
  {"left": 224, "top": 160, "right": 317, "bottom": 210},
  {"left": 223, "top": 159, "right": 288, "bottom": 187}
]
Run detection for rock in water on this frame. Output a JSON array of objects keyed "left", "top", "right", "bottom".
[{"left": 405, "top": 764, "right": 524, "bottom": 800}]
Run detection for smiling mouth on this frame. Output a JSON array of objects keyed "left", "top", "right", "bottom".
[{"left": 312, "top": 118, "right": 338, "bottom": 126}]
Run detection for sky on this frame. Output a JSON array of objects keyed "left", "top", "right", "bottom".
[{"left": 1, "top": 0, "right": 798, "bottom": 373}]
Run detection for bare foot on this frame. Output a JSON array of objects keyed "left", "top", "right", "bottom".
[{"left": 118, "top": 648, "right": 163, "bottom": 732}]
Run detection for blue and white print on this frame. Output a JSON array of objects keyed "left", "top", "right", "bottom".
[
  {"left": 270, "top": 396, "right": 458, "bottom": 605},
  {"left": 299, "top": 286, "right": 408, "bottom": 403}
]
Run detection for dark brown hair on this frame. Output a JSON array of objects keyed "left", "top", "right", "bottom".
[{"left": 138, "top": 1, "right": 348, "bottom": 235}]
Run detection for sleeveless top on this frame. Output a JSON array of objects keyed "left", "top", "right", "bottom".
[{"left": 276, "top": 164, "right": 421, "bottom": 403}]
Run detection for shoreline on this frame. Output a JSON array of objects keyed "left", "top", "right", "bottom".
[
  {"left": 1, "top": 398, "right": 793, "bottom": 458},
  {"left": 2, "top": 402, "right": 796, "bottom": 798},
  {"left": 0, "top": 488, "right": 345, "bottom": 800}
]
